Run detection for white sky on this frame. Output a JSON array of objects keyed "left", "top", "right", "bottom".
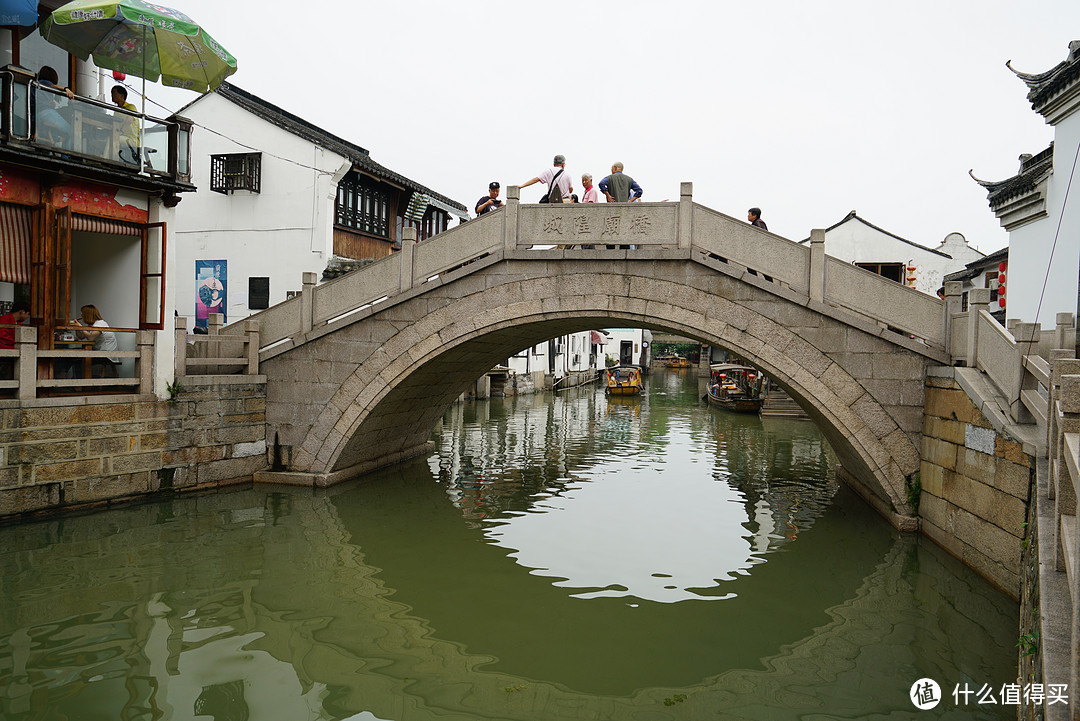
[{"left": 148, "top": 0, "right": 1080, "bottom": 254}]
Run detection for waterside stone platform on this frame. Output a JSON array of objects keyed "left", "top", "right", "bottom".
[{"left": 0, "top": 378, "right": 267, "bottom": 520}]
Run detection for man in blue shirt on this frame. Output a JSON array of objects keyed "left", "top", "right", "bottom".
[{"left": 599, "top": 162, "right": 642, "bottom": 203}]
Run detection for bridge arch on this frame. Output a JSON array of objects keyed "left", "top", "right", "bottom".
[{"left": 264, "top": 260, "right": 932, "bottom": 521}]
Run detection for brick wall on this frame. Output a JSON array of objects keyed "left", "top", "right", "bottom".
[
  {"left": 920, "top": 374, "right": 1034, "bottom": 598},
  {"left": 0, "top": 379, "right": 268, "bottom": 519}
]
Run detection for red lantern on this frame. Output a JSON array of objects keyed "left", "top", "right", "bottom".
[{"left": 112, "top": 70, "right": 126, "bottom": 81}]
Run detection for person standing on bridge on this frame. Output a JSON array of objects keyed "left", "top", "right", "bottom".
[
  {"left": 520, "top": 154, "right": 573, "bottom": 203},
  {"left": 599, "top": 162, "right": 643, "bottom": 203},
  {"left": 475, "top": 181, "right": 503, "bottom": 216},
  {"left": 581, "top": 173, "right": 600, "bottom": 203},
  {"left": 748, "top": 207, "right": 768, "bottom": 231}
]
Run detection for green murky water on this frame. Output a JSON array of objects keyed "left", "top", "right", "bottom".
[{"left": 0, "top": 370, "right": 1017, "bottom": 720}]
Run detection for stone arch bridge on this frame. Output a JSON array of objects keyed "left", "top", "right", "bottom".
[{"left": 237, "top": 184, "right": 950, "bottom": 523}]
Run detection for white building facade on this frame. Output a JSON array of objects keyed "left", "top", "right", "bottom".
[
  {"left": 173, "top": 83, "right": 465, "bottom": 330},
  {"left": 974, "top": 41, "right": 1080, "bottom": 327},
  {"left": 803, "top": 212, "right": 985, "bottom": 296}
]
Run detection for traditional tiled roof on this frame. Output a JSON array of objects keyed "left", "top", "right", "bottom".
[
  {"left": 799, "top": 211, "right": 951, "bottom": 258},
  {"left": 180, "top": 82, "right": 466, "bottom": 212},
  {"left": 1008, "top": 41, "right": 1080, "bottom": 112},
  {"left": 943, "top": 246, "right": 1008, "bottom": 283},
  {"left": 969, "top": 143, "right": 1054, "bottom": 210}
]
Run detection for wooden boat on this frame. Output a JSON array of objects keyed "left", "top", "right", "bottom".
[
  {"left": 664, "top": 356, "right": 692, "bottom": 368},
  {"left": 706, "top": 364, "right": 764, "bottom": 413},
  {"left": 606, "top": 364, "right": 643, "bottom": 395}
]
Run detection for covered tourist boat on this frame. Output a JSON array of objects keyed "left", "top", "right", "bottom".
[
  {"left": 664, "top": 356, "right": 692, "bottom": 368},
  {"left": 606, "top": 365, "right": 643, "bottom": 395},
  {"left": 707, "top": 364, "right": 765, "bottom": 413}
]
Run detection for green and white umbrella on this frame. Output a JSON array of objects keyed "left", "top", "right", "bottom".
[{"left": 40, "top": 0, "right": 237, "bottom": 93}]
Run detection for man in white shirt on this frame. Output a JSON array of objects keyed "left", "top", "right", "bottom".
[{"left": 521, "top": 154, "right": 573, "bottom": 202}]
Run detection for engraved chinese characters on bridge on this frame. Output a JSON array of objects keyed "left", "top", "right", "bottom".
[{"left": 540, "top": 213, "right": 654, "bottom": 241}]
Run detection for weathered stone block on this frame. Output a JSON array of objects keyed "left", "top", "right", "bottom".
[
  {"left": 991, "top": 457, "right": 1031, "bottom": 501},
  {"left": 994, "top": 436, "right": 1029, "bottom": 466},
  {"left": 232, "top": 440, "right": 267, "bottom": 459},
  {"left": 13, "top": 441, "right": 79, "bottom": 463},
  {"left": 71, "top": 473, "right": 150, "bottom": 503},
  {"left": 940, "top": 471, "right": 1026, "bottom": 537},
  {"left": 214, "top": 425, "right": 264, "bottom": 445},
  {"left": 924, "top": 415, "right": 966, "bottom": 445},
  {"left": 920, "top": 462, "right": 944, "bottom": 497},
  {"left": 34, "top": 458, "right": 103, "bottom": 483},
  {"left": 882, "top": 428, "right": 920, "bottom": 476},
  {"left": 223, "top": 412, "right": 265, "bottom": 425},
  {"left": 955, "top": 446, "right": 996, "bottom": 483},
  {"left": 110, "top": 452, "right": 163, "bottom": 474},
  {"left": 853, "top": 395, "right": 899, "bottom": 439},
  {"left": 922, "top": 436, "right": 958, "bottom": 471},
  {"left": 919, "top": 492, "right": 953, "bottom": 533},
  {"left": 0, "top": 483, "right": 59, "bottom": 515},
  {"left": 86, "top": 436, "right": 134, "bottom": 457},
  {"left": 964, "top": 424, "right": 996, "bottom": 454},
  {"left": 138, "top": 433, "right": 168, "bottom": 451},
  {"left": 197, "top": 456, "right": 266, "bottom": 484}
]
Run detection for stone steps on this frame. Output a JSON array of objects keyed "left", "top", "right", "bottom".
[{"left": 760, "top": 388, "right": 810, "bottom": 419}]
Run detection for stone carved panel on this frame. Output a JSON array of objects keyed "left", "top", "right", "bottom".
[{"left": 518, "top": 204, "right": 677, "bottom": 247}]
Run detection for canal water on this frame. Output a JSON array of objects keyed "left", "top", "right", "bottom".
[{"left": 0, "top": 369, "right": 1017, "bottom": 720}]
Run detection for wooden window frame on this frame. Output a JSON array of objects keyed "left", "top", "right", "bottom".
[
  {"left": 210, "top": 152, "right": 261, "bottom": 194},
  {"left": 140, "top": 222, "right": 166, "bottom": 330},
  {"left": 335, "top": 173, "right": 390, "bottom": 238}
]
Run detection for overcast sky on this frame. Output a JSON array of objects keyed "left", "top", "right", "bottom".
[{"left": 149, "top": 1, "right": 1080, "bottom": 254}]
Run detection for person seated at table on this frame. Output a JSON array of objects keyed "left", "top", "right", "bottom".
[
  {"left": 36, "top": 66, "right": 75, "bottom": 149},
  {"left": 72, "top": 305, "right": 119, "bottom": 377},
  {"left": 0, "top": 301, "right": 30, "bottom": 381},
  {"left": 111, "top": 85, "right": 143, "bottom": 166}
]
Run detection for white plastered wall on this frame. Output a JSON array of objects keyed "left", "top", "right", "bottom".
[
  {"left": 1006, "top": 114, "right": 1080, "bottom": 327},
  {"left": 172, "top": 93, "right": 346, "bottom": 329}
]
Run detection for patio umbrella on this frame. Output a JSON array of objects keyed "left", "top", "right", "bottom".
[
  {"left": 39, "top": 0, "right": 237, "bottom": 94},
  {"left": 0, "top": 0, "right": 37, "bottom": 26}
]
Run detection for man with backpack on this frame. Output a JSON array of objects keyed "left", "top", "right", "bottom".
[{"left": 521, "top": 154, "right": 573, "bottom": 203}]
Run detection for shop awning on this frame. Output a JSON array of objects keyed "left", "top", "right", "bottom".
[
  {"left": 72, "top": 215, "right": 142, "bottom": 236},
  {"left": 0, "top": 202, "right": 31, "bottom": 285},
  {"left": 591, "top": 331, "right": 605, "bottom": 345}
]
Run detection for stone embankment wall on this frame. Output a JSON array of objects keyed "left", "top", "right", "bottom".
[
  {"left": 0, "top": 379, "right": 268, "bottom": 519},
  {"left": 919, "top": 367, "right": 1034, "bottom": 599}
]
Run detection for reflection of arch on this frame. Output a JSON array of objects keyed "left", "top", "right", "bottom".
[{"left": 263, "top": 265, "right": 931, "bottom": 519}]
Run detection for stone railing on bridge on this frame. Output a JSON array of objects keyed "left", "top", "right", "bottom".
[
  {"left": 944, "top": 283, "right": 1079, "bottom": 718},
  {"left": 227, "top": 183, "right": 947, "bottom": 358},
  {"left": 174, "top": 314, "right": 261, "bottom": 381}
]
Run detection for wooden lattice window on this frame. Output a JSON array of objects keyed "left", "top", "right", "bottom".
[
  {"left": 210, "top": 153, "right": 261, "bottom": 194},
  {"left": 336, "top": 173, "right": 389, "bottom": 237}
]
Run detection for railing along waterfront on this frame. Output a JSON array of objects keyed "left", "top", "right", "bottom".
[
  {"left": 1, "top": 65, "right": 191, "bottom": 181},
  {"left": 0, "top": 325, "right": 152, "bottom": 399},
  {"left": 231, "top": 183, "right": 947, "bottom": 358}
]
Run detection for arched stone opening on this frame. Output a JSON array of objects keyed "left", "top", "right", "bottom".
[{"left": 276, "top": 269, "right": 926, "bottom": 520}]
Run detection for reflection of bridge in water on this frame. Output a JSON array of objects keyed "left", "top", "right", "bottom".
[
  {"left": 0, "top": 476, "right": 1015, "bottom": 720},
  {"left": 243, "top": 184, "right": 946, "bottom": 522}
]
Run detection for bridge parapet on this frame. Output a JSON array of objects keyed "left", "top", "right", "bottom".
[{"left": 229, "top": 182, "right": 951, "bottom": 356}]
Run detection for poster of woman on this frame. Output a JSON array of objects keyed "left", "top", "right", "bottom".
[{"left": 195, "top": 260, "right": 227, "bottom": 328}]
